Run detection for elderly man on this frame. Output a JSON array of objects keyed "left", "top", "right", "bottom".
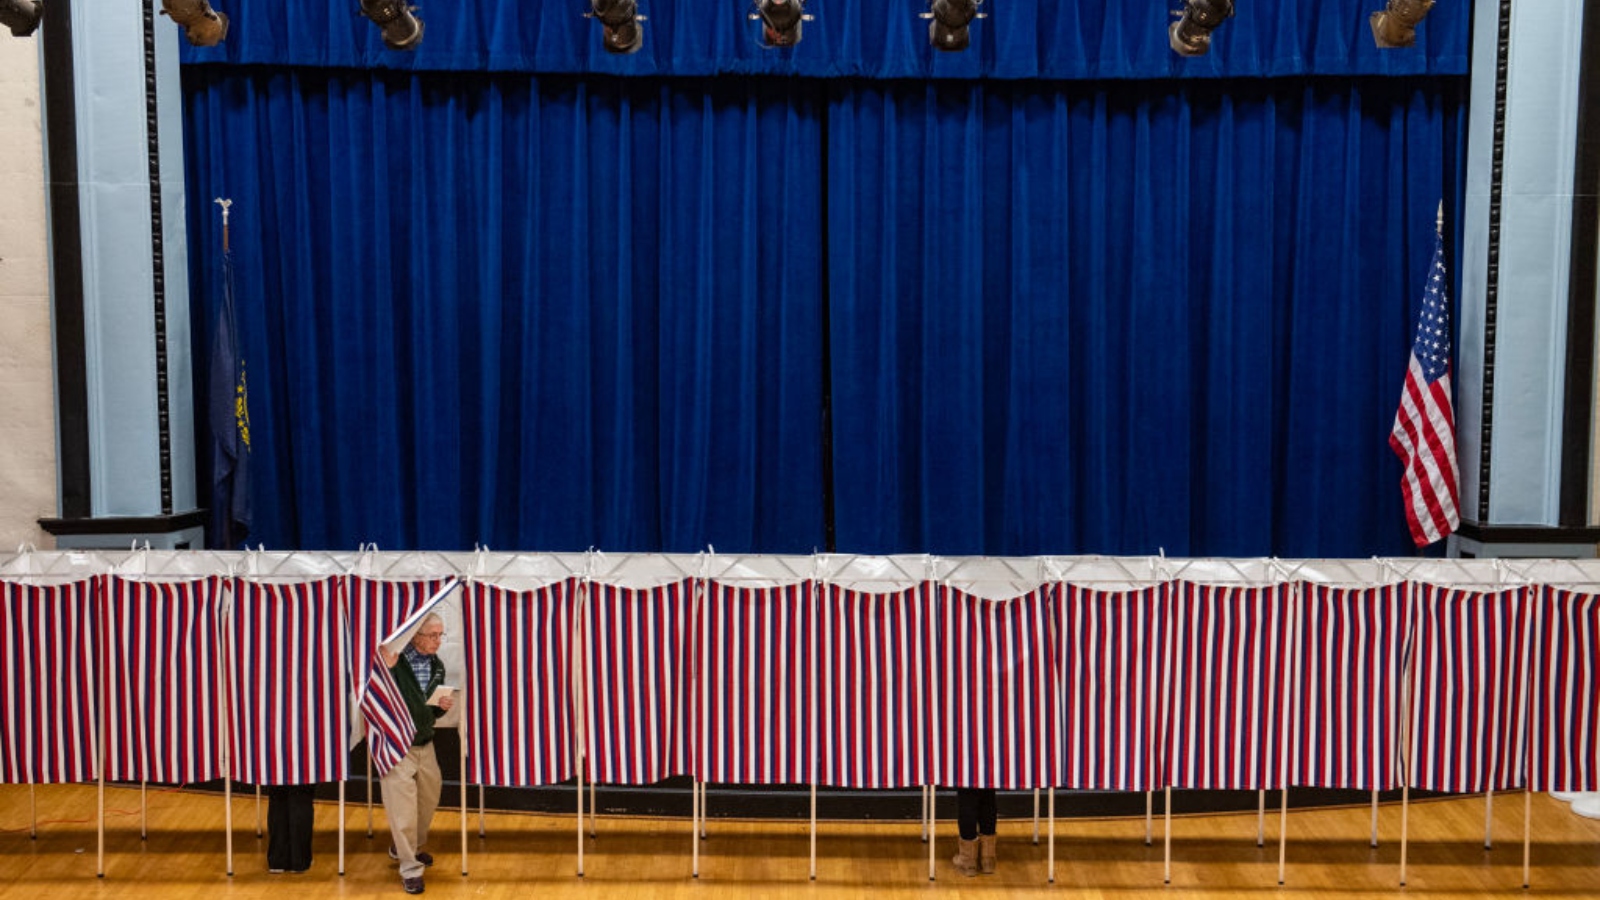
[{"left": 378, "top": 614, "right": 453, "bottom": 894}]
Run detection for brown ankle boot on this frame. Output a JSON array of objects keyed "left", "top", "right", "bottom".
[
  {"left": 978, "top": 833, "right": 997, "bottom": 874},
  {"left": 950, "top": 837, "right": 979, "bottom": 876}
]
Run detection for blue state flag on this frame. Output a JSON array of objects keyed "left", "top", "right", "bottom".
[{"left": 209, "top": 246, "right": 252, "bottom": 548}]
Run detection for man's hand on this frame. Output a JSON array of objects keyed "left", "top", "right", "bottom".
[
  {"left": 379, "top": 646, "right": 399, "bottom": 668},
  {"left": 437, "top": 694, "right": 455, "bottom": 712}
]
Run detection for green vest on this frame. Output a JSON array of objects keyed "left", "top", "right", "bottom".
[{"left": 390, "top": 653, "right": 446, "bottom": 746}]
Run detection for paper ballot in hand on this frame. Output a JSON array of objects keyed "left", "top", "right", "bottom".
[{"left": 427, "top": 685, "right": 457, "bottom": 706}]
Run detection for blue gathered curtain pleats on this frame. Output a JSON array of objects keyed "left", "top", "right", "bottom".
[{"left": 182, "top": 5, "right": 1467, "bottom": 555}]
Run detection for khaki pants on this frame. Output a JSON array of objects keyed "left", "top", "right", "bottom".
[{"left": 381, "top": 742, "right": 441, "bottom": 879}]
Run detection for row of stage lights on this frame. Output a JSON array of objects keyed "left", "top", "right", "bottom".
[{"left": 0, "top": 1, "right": 1438, "bottom": 56}]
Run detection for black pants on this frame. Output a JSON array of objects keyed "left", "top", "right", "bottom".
[
  {"left": 266, "top": 784, "right": 316, "bottom": 872},
  {"left": 957, "top": 788, "right": 996, "bottom": 841}
]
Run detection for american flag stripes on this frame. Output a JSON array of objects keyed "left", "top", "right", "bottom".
[
  {"left": 1526, "top": 587, "right": 1600, "bottom": 792},
  {"left": 815, "top": 583, "right": 934, "bottom": 788},
  {"left": 1408, "top": 584, "right": 1530, "bottom": 793},
  {"left": 226, "top": 578, "right": 349, "bottom": 784},
  {"left": 1389, "top": 228, "right": 1461, "bottom": 546},
  {"left": 463, "top": 580, "right": 576, "bottom": 786},
  {"left": 1290, "top": 584, "right": 1411, "bottom": 790},
  {"left": 584, "top": 580, "right": 694, "bottom": 785},
  {"left": 102, "top": 576, "right": 224, "bottom": 784},
  {"left": 361, "top": 648, "right": 418, "bottom": 779},
  {"left": 1165, "top": 582, "right": 1295, "bottom": 790},
  {"left": 1056, "top": 584, "right": 1165, "bottom": 791},
  {"left": 696, "top": 581, "right": 812, "bottom": 784},
  {"left": 936, "top": 586, "right": 1057, "bottom": 790},
  {"left": 0, "top": 579, "right": 98, "bottom": 784}
]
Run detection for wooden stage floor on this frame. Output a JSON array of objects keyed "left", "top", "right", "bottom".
[{"left": 2, "top": 784, "right": 1597, "bottom": 898}]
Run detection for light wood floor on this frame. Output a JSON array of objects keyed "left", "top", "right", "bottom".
[{"left": 2, "top": 784, "right": 1598, "bottom": 898}]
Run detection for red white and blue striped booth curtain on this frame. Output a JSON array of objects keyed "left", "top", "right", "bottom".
[
  {"left": 695, "top": 580, "right": 812, "bottom": 784},
  {"left": 814, "top": 583, "right": 934, "bottom": 788},
  {"left": 227, "top": 578, "right": 350, "bottom": 784},
  {"left": 463, "top": 580, "right": 577, "bottom": 786},
  {"left": 1289, "top": 584, "right": 1412, "bottom": 791},
  {"left": 102, "top": 576, "right": 225, "bottom": 784},
  {"left": 1408, "top": 585, "right": 1530, "bottom": 793},
  {"left": 0, "top": 579, "right": 98, "bottom": 783},
  {"left": 347, "top": 577, "right": 453, "bottom": 695},
  {"left": 935, "top": 586, "right": 1058, "bottom": 790},
  {"left": 1527, "top": 587, "right": 1600, "bottom": 792},
  {"left": 584, "top": 580, "right": 694, "bottom": 785},
  {"left": 1164, "top": 582, "right": 1295, "bottom": 790},
  {"left": 1055, "top": 584, "right": 1165, "bottom": 791}
]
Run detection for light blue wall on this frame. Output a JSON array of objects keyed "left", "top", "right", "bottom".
[{"left": 1458, "top": 0, "right": 1589, "bottom": 526}]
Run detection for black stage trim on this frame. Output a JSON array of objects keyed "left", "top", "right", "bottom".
[
  {"left": 1560, "top": 3, "right": 1600, "bottom": 527},
  {"left": 39, "top": 510, "right": 208, "bottom": 537},
  {"left": 41, "top": 0, "right": 90, "bottom": 521}
]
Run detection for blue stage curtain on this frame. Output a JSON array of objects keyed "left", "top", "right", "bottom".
[
  {"left": 181, "top": 1, "right": 1467, "bottom": 79},
  {"left": 826, "top": 78, "right": 1466, "bottom": 556},
  {"left": 183, "top": 70, "right": 825, "bottom": 551}
]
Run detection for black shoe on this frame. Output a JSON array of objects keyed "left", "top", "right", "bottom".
[
  {"left": 401, "top": 875, "right": 425, "bottom": 894},
  {"left": 389, "top": 845, "right": 433, "bottom": 867}
]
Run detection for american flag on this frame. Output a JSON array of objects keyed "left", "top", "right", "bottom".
[{"left": 1389, "top": 228, "right": 1461, "bottom": 546}]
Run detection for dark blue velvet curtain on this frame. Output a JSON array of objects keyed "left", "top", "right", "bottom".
[
  {"left": 185, "top": 72, "right": 825, "bottom": 551},
  {"left": 183, "top": 1, "right": 1467, "bottom": 555},
  {"left": 825, "top": 79, "right": 1464, "bottom": 556}
]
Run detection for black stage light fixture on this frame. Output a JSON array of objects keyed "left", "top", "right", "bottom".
[
  {"left": 927, "top": 0, "right": 978, "bottom": 53},
  {"left": 1168, "top": 0, "right": 1234, "bottom": 57},
  {"left": 755, "top": 0, "right": 805, "bottom": 48},
  {"left": 359, "top": 0, "right": 424, "bottom": 51},
  {"left": 590, "top": 0, "right": 644, "bottom": 55},
  {"left": 160, "top": 0, "right": 228, "bottom": 47},
  {"left": 0, "top": 0, "right": 41, "bottom": 37},
  {"left": 1369, "top": 0, "right": 1435, "bottom": 49}
]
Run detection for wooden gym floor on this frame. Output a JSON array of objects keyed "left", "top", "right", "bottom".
[{"left": 1, "top": 784, "right": 1598, "bottom": 898}]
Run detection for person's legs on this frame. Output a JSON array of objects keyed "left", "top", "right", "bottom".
[
  {"left": 952, "top": 788, "right": 982, "bottom": 876},
  {"left": 381, "top": 751, "right": 426, "bottom": 880},
  {"left": 977, "top": 788, "right": 997, "bottom": 836},
  {"left": 265, "top": 785, "right": 294, "bottom": 872},
  {"left": 284, "top": 784, "right": 316, "bottom": 871},
  {"left": 975, "top": 788, "right": 998, "bottom": 874},
  {"left": 413, "top": 744, "right": 441, "bottom": 852}
]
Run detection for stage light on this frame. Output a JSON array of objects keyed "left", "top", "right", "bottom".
[
  {"left": 1369, "top": 0, "right": 1434, "bottom": 49},
  {"left": 0, "top": 0, "right": 41, "bottom": 38},
  {"left": 590, "top": 0, "right": 643, "bottom": 55},
  {"left": 159, "top": 0, "right": 228, "bottom": 47},
  {"left": 926, "top": 0, "right": 978, "bottom": 53},
  {"left": 1168, "top": 0, "right": 1234, "bottom": 57},
  {"left": 359, "top": 0, "right": 423, "bottom": 51},
  {"left": 754, "top": 0, "right": 806, "bottom": 48}
]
